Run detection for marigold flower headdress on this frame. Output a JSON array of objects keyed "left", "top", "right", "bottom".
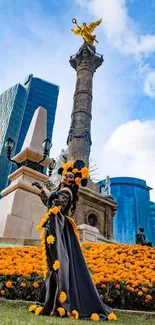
[{"left": 58, "top": 160, "right": 89, "bottom": 187}]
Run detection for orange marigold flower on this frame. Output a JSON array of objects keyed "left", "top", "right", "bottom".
[
  {"left": 43, "top": 271, "right": 47, "bottom": 280},
  {"left": 20, "top": 282, "right": 27, "bottom": 288},
  {"left": 40, "top": 217, "right": 48, "bottom": 227},
  {"left": 29, "top": 305, "right": 37, "bottom": 312},
  {"left": 51, "top": 206, "right": 61, "bottom": 215},
  {"left": 62, "top": 169, "right": 67, "bottom": 176},
  {"left": 67, "top": 310, "right": 79, "bottom": 320},
  {"left": 53, "top": 260, "right": 60, "bottom": 271},
  {"left": 72, "top": 310, "right": 79, "bottom": 320},
  {"left": 75, "top": 177, "right": 81, "bottom": 186},
  {"left": 47, "top": 235, "right": 55, "bottom": 245},
  {"left": 35, "top": 306, "right": 43, "bottom": 316},
  {"left": 59, "top": 291, "right": 67, "bottom": 303},
  {"left": 44, "top": 213, "right": 49, "bottom": 219},
  {"left": 142, "top": 287, "right": 148, "bottom": 293},
  {"left": 57, "top": 307, "right": 66, "bottom": 317},
  {"left": 90, "top": 313, "right": 100, "bottom": 321},
  {"left": 72, "top": 168, "right": 79, "bottom": 174},
  {"left": 0, "top": 290, "right": 5, "bottom": 295},
  {"left": 81, "top": 167, "right": 89, "bottom": 178},
  {"left": 6, "top": 281, "right": 13, "bottom": 288},
  {"left": 36, "top": 225, "right": 42, "bottom": 231},
  {"left": 138, "top": 291, "right": 143, "bottom": 296},
  {"left": 145, "top": 280, "right": 150, "bottom": 285},
  {"left": 108, "top": 312, "right": 117, "bottom": 321},
  {"left": 40, "top": 230, "right": 45, "bottom": 241},
  {"left": 146, "top": 295, "right": 152, "bottom": 300},
  {"left": 115, "top": 284, "right": 120, "bottom": 290},
  {"left": 33, "top": 282, "right": 39, "bottom": 289},
  {"left": 64, "top": 161, "right": 74, "bottom": 169}
]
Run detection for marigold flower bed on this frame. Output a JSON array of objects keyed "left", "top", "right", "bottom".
[{"left": 0, "top": 243, "right": 155, "bottom": 311}]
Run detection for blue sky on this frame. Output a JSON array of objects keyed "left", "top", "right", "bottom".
[{"left": 1, "top": 0, "right": 155, "bottom": 198}]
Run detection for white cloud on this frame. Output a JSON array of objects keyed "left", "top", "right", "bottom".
[
  {"left": 144, "top": 71, "right": 155, "bottom": 98},
  {"left": 77, "top": 0, "right": 155, "bottom": 99},
  {"left": 0, "top": 6, "right": 80, "bottom": 159},
  {"left": 0, "top": 1, "right": 138, "bottom": 163},
  {"left": 77, "top": 0, "right": 155, "bottom": 56},
  {"left": 0, "top": 0, "right": 155, "bottom": 195},
  {"left": 98, "top": 120, "right": 155, "bottom": 200}
]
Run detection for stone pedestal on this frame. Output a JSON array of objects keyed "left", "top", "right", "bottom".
[
  {"left": 78, "top": 224, "right": 117, "bottom": 243},
  {"left": 74, "top": 186, "right": 116, "bottom": 241},
  {"left": 0, "top": 106, "right": 51, "bottom": 239},
  {"left": 78, "top": 224, "right": 99, "bottom": 243},
  {"left": 0, "top": 167, "right": 48, "bottom": 239}
]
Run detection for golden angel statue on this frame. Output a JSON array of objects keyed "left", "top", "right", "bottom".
[{"left": 71, "top": 18, "right": 102, "bottom": 45}]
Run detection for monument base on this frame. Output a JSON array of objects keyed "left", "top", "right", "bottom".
[
  {"left": 0, "top": 230, "right": 117, "bottom": 247},
  {"left": 78, "top": 224, "right": 117, "bottom": 243},
  {"left": 0, "top": 237, "right": 41, "bottom": 247},
  {"left": 0, "top": 106, "right": 53, "bottom": 240},
  {"left": 0, "top": 166, "right": 48, "bottom": 239},
  {"left": 74, "top": 186, "right": 117, "bottom": 241}
]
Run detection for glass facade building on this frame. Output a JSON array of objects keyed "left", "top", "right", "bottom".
[
  {"left": 99, "top": 177, "right": 155, "bottom": 246},
  {"left": 0, "top": 74, "right": 59, "bottom": 194},
  {"left": 148, "top": 201, "right": 155, "bottom": 245}
]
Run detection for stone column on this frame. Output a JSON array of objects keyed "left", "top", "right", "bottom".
[{"left": 67, "top": 42, "right": 103, "bottom": 165}]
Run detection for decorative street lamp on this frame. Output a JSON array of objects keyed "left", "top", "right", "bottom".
[
  {"left": 4, "top": 138, "right": 20, "bottom": 168},
  {"left": 48, "top": 158, "right": 56, "bottom": 176},
  {"left": 5, "top": 137, "right": 53, "bottom": 174},
  {"left": 38, "top": 139, "right": 52, "bottom": 164}
]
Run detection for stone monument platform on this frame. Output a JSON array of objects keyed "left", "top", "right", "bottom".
[
  {"left": 75, "top": 186, "right": 117, "bottom": 242},
  {"left": 0, "top": 107, "right": 51, "bottom": 239}
]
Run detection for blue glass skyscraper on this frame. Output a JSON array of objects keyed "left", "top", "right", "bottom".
[
  {"left": 0, "top": 74, "right": 59, "bottom": 193},
  {"left": 99, "top": 177, "right": 155, "bottom": 246}
]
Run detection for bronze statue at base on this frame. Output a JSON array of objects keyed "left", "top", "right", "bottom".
[{"left": 136, "top": 228, "right": 152, "bottom": 247}]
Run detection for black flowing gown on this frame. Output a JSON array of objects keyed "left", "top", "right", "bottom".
[{"left": 38, "top": 188, "right": 112, "bottom": 320}]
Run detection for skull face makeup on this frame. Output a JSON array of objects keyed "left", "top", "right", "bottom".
[{"left": 61, "top": 171, "right": 75, "bottom": 187}]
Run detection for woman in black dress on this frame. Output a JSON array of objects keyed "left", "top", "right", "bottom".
[{"left": 31, "top": 160, "right": 114, "bottom": 321}]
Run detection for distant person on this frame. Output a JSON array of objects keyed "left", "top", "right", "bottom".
[{"left": 136, "top": 228, "right": 152, "bottom": 247}]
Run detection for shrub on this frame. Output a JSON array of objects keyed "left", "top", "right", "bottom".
[{"left": 0, "top": 243, "right": 155, "bottom": 311}]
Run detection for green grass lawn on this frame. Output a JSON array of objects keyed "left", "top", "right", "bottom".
[{"left": 0, "top": 300, "right": 155, "bottom": 325}]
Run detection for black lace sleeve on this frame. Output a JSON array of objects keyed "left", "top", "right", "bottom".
[
  {"left": 48, "top": 190, "right": 72, "bottom": 215},
  {"left": 39, "top": 190, "right": 49, "bottom": 206}
]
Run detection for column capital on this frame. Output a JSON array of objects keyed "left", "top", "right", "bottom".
[{"left": 69, "top": 42, "right": 103, "bottom": 72}]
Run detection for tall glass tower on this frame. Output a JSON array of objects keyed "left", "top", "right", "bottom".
[
  {"left": 99, "top": 177, "right": 155, "bottom": 246},
  {"left": 0, "top": 74, "right": 59, "bottom": 194}
]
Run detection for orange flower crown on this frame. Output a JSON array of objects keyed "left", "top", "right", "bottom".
[{"left": 58, "top": 160, "right": 89, "bottom": 187}]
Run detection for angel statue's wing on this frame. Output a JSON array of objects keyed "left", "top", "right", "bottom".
[
  {"left": 88, "top": 19, "right": 102, "bottom": 33},
  {"left": 71, "top": 27, "right": 81, "bottom": 35}
]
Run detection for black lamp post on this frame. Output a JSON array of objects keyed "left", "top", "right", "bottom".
[
  {"left": 38, "top": 139, "right": 52, "bottom": 164},
  {"left": 4, "top": 138, "right": 20, "bottom": 168},
  {"left": 5, "top": 137, "right": 53, "bottom": 173},
  {"left": 48, "top": 158, "right": 56, "bottom": 176}
]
